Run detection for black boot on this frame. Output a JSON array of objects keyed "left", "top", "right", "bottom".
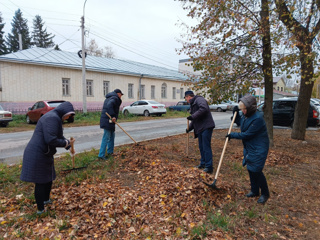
[
  {"left": 245, "top": 192, "right": 259, "bottom": 198},
  {"left": 196, "top": 164, "right": 205, "bottom": 169},
  {"left": 257, "top": 195, "right": 269, "bottom": 204}
]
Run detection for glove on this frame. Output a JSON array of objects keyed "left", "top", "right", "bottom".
[
  {"left": 65, "top": 145, "right": 71, "bottom": 150},
  {"left": 187, "top": 115, "right": 193, "bottom": 120},
  {"left": 186, "top": 128, "right": 190, "bottom": 133},
  {"left": 226, "top": 134, "right": 231, "bottom": 141}
]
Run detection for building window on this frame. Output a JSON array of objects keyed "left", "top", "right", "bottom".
[
  {"left": 277, "top": 86, "right": 279, "bottom": 91},
  {"left": 161, "top": 83, "right": 167, "bottom": 98},
  {"left": 103, "top": 81, "right": 110, "bottom": 96},
  {"left": 281, "top": 87, "right": 283, "bottom": 91},
  {"left": 151, "top": 85, "right": 155, "bottom": 99},
  {"left": 180, "top": 88, "right": 184, "bottom": 99},
  {"left": 62, "top": 78, "right": 70, "bottom": 96},
  {"left": 172, "top": 87, "right": 176, "bottom": 99},
  {"left": 140, "top": 85, "right": 145, "bottom": 99},
  {"left": 87, "top": 80, "right": 93, "bottom": 96},
  {"left": 128, "top": 83, "right": 134, "bottom": 98}
]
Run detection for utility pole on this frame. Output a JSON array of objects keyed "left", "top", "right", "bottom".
[
  {"left": 18, "top": 33, "right": 22, "bottom": 50},
  {"left": 81, "top": 0, "right": 88, "bottom": 113}
]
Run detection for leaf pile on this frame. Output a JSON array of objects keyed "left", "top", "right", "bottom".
[{"left": 1, "top": 129, "right": 320, "bottom": 239}]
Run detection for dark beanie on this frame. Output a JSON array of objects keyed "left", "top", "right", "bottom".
[
  {"left": 240, "top": 95, "right": 257, "bottom": 117},
  {"left": 184, "top": 90, "right": 194, "bottom": 97}
]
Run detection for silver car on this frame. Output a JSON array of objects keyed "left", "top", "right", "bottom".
[
  {"left": 122, "top": 100, "right": 167, "bottom": 117},
  {"left": 0, "top": 104, "right": 13, "bottom": 127}
]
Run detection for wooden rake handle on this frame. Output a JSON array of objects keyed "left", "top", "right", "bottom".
[
  {"left": 214, "top": 111, "right": 237, "bottom": 180},
  {"left": 105, "top": 112, "right": 138, "bottom": 144},
  {"left": 186, "top": 119, "right": 189, "bottom": 155},
  {"left": 70, "top": 137, "right": 75, "bottom": 168}
]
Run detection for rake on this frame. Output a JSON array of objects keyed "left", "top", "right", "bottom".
[
  {"left": 61, "top": 137, "right": 87, "bottom": 172},
  {"left": 105, "top": 112, "right": 139, "bottom": 145}
]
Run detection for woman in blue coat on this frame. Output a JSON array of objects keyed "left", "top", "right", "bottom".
[
  {"left": 20, "top": 101, "right": 75, "bottom": 214},
  {"left": 227, "top": 95, "right": 270, "bottom": 204}
]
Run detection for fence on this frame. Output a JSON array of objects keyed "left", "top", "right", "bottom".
[{"left": 6, "top": 108, "right": 103, "bottom": 115}]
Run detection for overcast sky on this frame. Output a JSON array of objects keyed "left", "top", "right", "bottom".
[{"left": 1, "top": 0, "right": 196, "bottom": 70}]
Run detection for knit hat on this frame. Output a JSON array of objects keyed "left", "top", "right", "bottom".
[{"left": 240, "top": 95, "right": 257, "bottom": 117}]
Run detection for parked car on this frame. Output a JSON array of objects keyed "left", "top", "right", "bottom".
[
  {"left": 0, "top": 104, "right": 13, "bottom": 127},
  {"left": 168, "top": 101, "right": 190, "bottom": 111},
  {"left": 209, "top": 102, "right": 228, "bottom": 112},
  {"left": 225, "top": 101, "right": 239, "bottom": 111},
  {"left": 311, "top": 98, "right": 320, "bottom": 111},
  {"left": 26, "top": 100, "right": 71, "bottom": 124},
  {"left": 257, "top": 98, "right": 319, "bottom": 127},
  {"left": 122, "top": 100, "right": 166, "bottom": 116}
]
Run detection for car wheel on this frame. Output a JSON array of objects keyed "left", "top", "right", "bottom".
[
  {"left": 217, "top": 107, "right": 222, "bottom": 112},
  {"left": 26, "top": 115, "right": 32, "bottom": 124},
  {"left": 1, "top": 122, "right": 8, "bottom": 127},
  {"left": 144, "top": 110, "right": 150, "bottom": 117},
  {"left": 123, "top": 110, "right": 129, "bottom": 116},
  {"left": 290, "top": 121, "right": 294, "bottom": 128}
]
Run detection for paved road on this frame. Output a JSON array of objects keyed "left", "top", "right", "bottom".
[{"left": 0, "top": 112, "right": 233, "bottom": 165}]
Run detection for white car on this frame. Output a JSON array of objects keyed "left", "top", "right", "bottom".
[
  {"left": 122, "top": 100, "right": 166, "bottom": 117},
  {"left": 209, "top": 102, "right": 228, "bottom": 112},
  {"left": 0, "top": 104, "right": 13, "bottom": 127},
  {"left": 225, "top": 101, "right": 239, "bottom": 111}
]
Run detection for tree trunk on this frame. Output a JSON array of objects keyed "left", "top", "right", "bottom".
[
  {"left": 261, "top": 0, "right": 274, "bottom": 147},
  {"left": 291, "top": 44, "right": 314, "bottom": 140}
]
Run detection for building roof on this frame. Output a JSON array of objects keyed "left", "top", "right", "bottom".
[
  {"left": 273, "top": 76, "right": 284, "bottom": 84},
  {"left": 0, "top": 48, "right": 187, "bottom": 81}
]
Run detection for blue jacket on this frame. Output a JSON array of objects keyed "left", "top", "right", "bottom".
[
  {"left": 189, "top": 95, "right": 215, "bottom": 136},
  {"left": 229, "top": 111, "right": 269, "bottom": 172},
  {"left": 100, "top": 91, "right": 122, "bottom": 131},
  {"left": 20, "top": 101, "right": 75, "bottom": 183}
]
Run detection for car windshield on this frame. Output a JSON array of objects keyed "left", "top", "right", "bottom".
[
  {"left": 0, "top": 105, "right": 4, "bottom": 111},
  {"left": 148, "top": 101, "right": 160, "bottom": 104},
  {"left": 47, "top": 101, "right": 64, "bottom": 107}
]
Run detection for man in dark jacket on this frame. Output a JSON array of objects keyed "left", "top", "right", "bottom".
[
  {"left": 98, "top": 89, "right": 123, "bottom": 160},
  {"left": 20, "top": 101, "right": 75, "bottom": 214},
  {"left": 227, "top": 94, "right": 270, "bottom": 204},
  {"left": 185, "top": 91, "right": 215, "bottom": 173}
]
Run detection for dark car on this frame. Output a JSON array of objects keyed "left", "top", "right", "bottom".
[
  {"left": 168, "top": 101, "right": 190, "bottom": 111},
  {"left": 26, "top": 100, "right": 73, "bottom": 124},
  {"left": 258, "top": 98, "right": 319, "bottom": 127}
]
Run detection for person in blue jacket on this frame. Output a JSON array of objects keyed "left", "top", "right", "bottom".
[
  {"left": 20, "top": 101, "right": 75, "bottom": 214},
  {"left": 98, "top": 89, "right": 123, "bottom": 160},
  {"left": 227, "top": 94, "right": 270, "bottom": 204},
  {"left": 185, "top": 90, "right": 215, "bottom": 174}
]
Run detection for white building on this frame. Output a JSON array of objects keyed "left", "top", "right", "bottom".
[{"left": 0, "top": 48, "right": 189, "bottom": 112}]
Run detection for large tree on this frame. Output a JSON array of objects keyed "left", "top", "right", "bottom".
[
  {"left": 178, "top": 0, "right": 275, "bottom": 145},
  {"left": 275, "top": 0, "right": 320, "bottom": 140},
  {"left": 32, "top": 15, "right": 55, "bottom": 48},
  {"left": 0, "top": 12, "right": 7, "bottom": 55},
  {"left": 6, "top": 9, "right": 32, "bottom": 52}
]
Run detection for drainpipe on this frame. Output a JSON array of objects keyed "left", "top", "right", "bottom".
[{"left": 138, "top": 74, "right": 144, "bottom": 100}]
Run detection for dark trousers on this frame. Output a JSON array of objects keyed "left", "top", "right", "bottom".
[
  {"left": 198, "top": 127, "right": 213, "bottom": 168},
  {"left": 34, "top": 181, "right": 52, "bottom": 211},
  {"left": 248, "top": 170, "right": 269, "bottom": 196}
]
